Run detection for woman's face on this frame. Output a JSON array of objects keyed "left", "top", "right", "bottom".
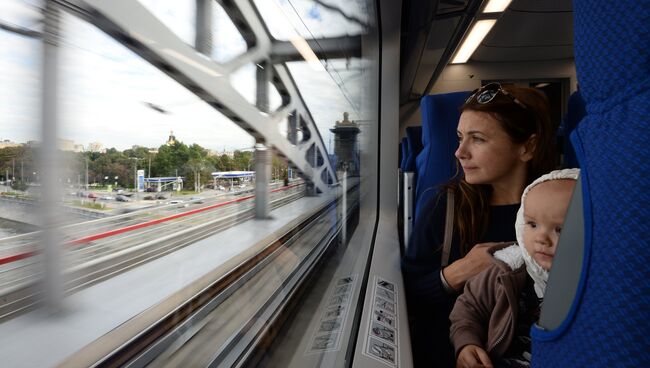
[{"left": 455, "top": 110, "right": 529, "bottom": 187}]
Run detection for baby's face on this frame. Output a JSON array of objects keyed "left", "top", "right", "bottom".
[{"left": 523, "top": 180, "right": 576, "bottom": 270}]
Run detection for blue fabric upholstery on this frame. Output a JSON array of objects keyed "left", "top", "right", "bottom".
[
  {"left": 400, "top": 137, "right": 410, "bottom": 171},
  {"left": 560, "top": 91, "right": 586, "bottom": 168},
  {"left": 414, "top": 91, "right": 470, "bottom": 220},
  {"left": 403, "top": 126, "right": 423, "bottom": 173},
  {"left": 531, "top": 1, "right": 650, "bottom": 367}
]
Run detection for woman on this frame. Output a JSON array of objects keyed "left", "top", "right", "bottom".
[{"left": 402, "top": 83, "right": 557, "bottom": 368}]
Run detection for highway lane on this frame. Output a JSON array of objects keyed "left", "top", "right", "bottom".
[{"left": 0, "top": 184, "right": 305, "bottom": 320}]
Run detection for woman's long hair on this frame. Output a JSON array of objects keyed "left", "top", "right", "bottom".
[{"left": 444, "top": 85, "right": 557, "bottom": 256}]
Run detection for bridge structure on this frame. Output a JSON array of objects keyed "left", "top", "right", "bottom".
[
  {"left": 6, "top": 0, "right": 363, "bottom": 325},
  {"left": 47, "top": 0, "right": 362, "bottom": 195}
]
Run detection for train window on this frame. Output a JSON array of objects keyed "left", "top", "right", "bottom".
[
  {"left": 209, "top": 1, "right": 247, "bottom": 64},
  {"left": 229, "top": 63, "right": 258, "bottom": 106},
  {"left": 0, "top": 0, "right": 377, "bottom": 366},
  {"left": 0, "top": 1, "right": 42, "bottom": 234},
  {"left": 57, "top": 11, "right": 255, "bottom": 165},
  {"left": 253, "top": 0, "right": 367, "bottom": 41},
  {"left": 287, "top": 58, "right": 364, "bottom": 149},
  {"left": 137, "top": 0, "right": 196, "bottom": 47}
]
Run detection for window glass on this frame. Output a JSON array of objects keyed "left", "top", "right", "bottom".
[
  {"left": 254, "top": 0, "right": 368, "bottom": 40},
  {"left": 59, "top": 13, "right": 253, "bottom": 156},
  {"left": 287, "top": 58, "right": 364, "bottom": 154},
  {"left": 0, "top": 0, "right": 42, "bottom": 238},
  {"left": 137, "top": 0, "right": 196, "bottom": 46},
  {"left": 211, "top": 1, "right": 248, "bottom": 63}
]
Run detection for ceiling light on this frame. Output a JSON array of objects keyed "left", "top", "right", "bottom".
[
  {"left": 483, "top": 0, "right": 513, "bottom": 13},
  {"left": 451, "top": 19, "right": 497, "bottom": 64},
  {"left": 290, "top": 37, "right": 326, "bottom": 72}
]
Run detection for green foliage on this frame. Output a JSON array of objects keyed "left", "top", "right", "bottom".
[
  {"left": 233, "top": 150, "right": 253, "bottom": 171},
  {"left": 1, "top": 142, "right": 276, "bottom": 192}
]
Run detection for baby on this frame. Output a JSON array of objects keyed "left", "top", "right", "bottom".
[{"left": 450, "top": 168, "right": 580, "bottom": 368}]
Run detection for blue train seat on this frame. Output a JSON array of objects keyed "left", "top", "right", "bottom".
[
  {"left": 399, "top": 136, "right": 410, "bottom": 171},
  {"left": 532, "top": 1, "right": 650, "bottom": 366},
  {"left": 559, "top": 90, "right": 586, "bottom": 168},
  {"left": 403, "top": 126, "right": 423, "bottom": 173},
  {"left": 413, "top": 91, "right": 470, "bottom": 221}
]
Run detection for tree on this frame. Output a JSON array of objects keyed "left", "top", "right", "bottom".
[
  {"left": 271, "top": 154, "right": 287, "bottom": 182},
  {"left": 217, "top": 154, "right": 233, "bottom": 171},
  {"left": 186, "top": 157, "right": 206, "bottom": 191},
  {"left": 233, "top": 150, "right": 253, "bottom": 171},
  {"left": 153, "top": 142, "right": 190, "bottom": 177}
]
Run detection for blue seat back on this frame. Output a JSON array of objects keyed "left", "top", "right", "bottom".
[
  {"left": 403, "top": 126, "right": 423, "bottom": 173},
  {"left": 414, "top": 91, "right": 470, "bottom": 220},
  {"left": 560, "top": 91, "right": 586, "bottom": 168},
  {"left": 399, "top": 137, "right": 410, "bottom": 171},
  {"left": 531, "top": 1, "right": 650, "bottom": 366}
]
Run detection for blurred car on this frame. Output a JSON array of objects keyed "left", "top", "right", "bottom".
[
  {"left": 218, "top": 185, "right": 226, "bottom": 191},
  {"left": 155, "top": 194, "right": 167, "bottom": 200},
  {"left": 87, "top": 193, "right": 98, "bottom": 199},
  {"left": 116, "top": 195, "right": 130, "bottom": 202},
  {"left": 168, "top": 199, "right": 183, "bottom": 204},
  {"left": 143, "top": 195, "right": 155, "bottom": 200},
  {"left": 112, "top": 188, "right": 125, "bottom": 194},
  {"left": 189, "top": 197, "right": 204, "bottom": 204},
  {"left": 145, "top": 187, "right": 157, "bottom": 192},
  {"left": 99, "top": 195, "right": 114, "bottom": 200}
]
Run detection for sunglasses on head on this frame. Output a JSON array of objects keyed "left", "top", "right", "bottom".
[{"left": 465, "top": 82, "right": 527, "bottom": 109}]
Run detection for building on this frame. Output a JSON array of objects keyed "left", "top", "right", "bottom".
[
  {"left": 87, "top": 141, "right": 105, "bottom": 153},
  {"left": 329, "top": 112, "right": 361, "bottom": 175},
  {"left": 57, "top": 139, "right": 85, "bottom": 152},
  {"left": 166, "top": 131, "right": 177, "bottom": 146}
]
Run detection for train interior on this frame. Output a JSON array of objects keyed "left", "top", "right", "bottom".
[{"left": 0, "top": 0, "right": 646, "bottom": 367}]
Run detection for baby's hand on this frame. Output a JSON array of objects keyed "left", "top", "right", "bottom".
[{"left": 457, "top": 344, "right": 493, "bottom": 368}]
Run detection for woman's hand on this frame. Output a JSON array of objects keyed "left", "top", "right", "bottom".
[
  {"left": 457, "top": 344, "right": 493, "bottom": 368},
  {"left": 442, "top": 242, "right": 511, "bottom": 291}
]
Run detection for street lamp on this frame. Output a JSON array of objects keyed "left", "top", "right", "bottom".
[{"left": 114, "top": 176, "right": 119, "bottom": 187}]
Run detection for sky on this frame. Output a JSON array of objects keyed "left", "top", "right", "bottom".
[{"left": 0, "top": 0, "right": 370, "bottom": 153}]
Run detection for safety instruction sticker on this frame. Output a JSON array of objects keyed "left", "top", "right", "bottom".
[
  {"left": 363, "top": 276, "right": 399, "bottom": 367},
  {"left": 306, "top": 274, "right": 357, "bottom": 354}
]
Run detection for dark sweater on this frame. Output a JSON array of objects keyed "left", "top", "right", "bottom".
[{"left": 402, "top": 193, "right": 519, "bottom": 368}]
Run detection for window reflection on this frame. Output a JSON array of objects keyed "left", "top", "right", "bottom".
[
  {"left": 0, "top": 0, "right": 376, "bottom": 365},
  {"left": 254, "top": 0, "right": 367, "bottom": 40},
  {"left": 210, "top": 1, "right": 247, "bottom": 63},
  {"left": 137, "top": 0, "right": 196, "bottom": 46}
]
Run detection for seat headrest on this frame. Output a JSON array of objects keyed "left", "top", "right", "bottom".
[
  {"left": 574, "top": 0, "right": 649, "bottom": 112},
  {"left": 414, "top": 91, "right": 470, "bottom": 219},
  {"left": 402, "top": 126, "right": 423, "bottom": 172}
]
